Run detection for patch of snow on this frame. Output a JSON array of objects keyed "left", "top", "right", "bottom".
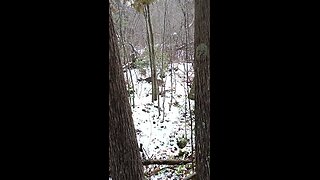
[{"left": 127, "top": 62, "right": 195, "bottom": 179}]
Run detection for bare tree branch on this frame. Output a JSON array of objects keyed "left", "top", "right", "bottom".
[
  {"left": 175, "top": 41, "right": 194, "bottom": 51},
  {"left": 183, "top": 172, "right": 196, "bottom": 180}
]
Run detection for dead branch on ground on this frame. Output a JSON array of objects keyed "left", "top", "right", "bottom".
[{"left": 142, "top": 159, "right": 193, "bottom": 165}]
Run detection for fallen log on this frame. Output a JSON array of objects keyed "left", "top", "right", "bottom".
[{"left": 142, "top": 159, "right": 193, "bottom": 165}]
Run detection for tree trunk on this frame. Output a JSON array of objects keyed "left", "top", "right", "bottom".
[
  {"left": 109, "top": 10, "right": 145, "bottom": 180},
  {"left": 143, "top": 4, "right": 158, "bottom": 102},
  {"left": 194, "top": 0, "right": 210, "bottom": 179},
  {"left": 146, "top": 5, "right": 158, "bottom": 102}
]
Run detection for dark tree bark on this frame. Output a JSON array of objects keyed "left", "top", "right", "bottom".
[
  {"left": 194, "top": 0, "right": 210, "bottom": 179},
  {"left": 143, "top": 4, "right": 158, "bottom": 102},
  {"left": 109, "top": 10, "right": 145, "bottom": 180}
]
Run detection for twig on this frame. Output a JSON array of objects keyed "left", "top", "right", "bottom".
[
  {"left": 145, "top": 166, "right": 168, "bottom": 177},
  {"left": 183, "top": 172, "right": 196, "bottom": 180}
]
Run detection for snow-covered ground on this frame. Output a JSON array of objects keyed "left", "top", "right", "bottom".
[{"left": 128, "top": 62, "right": 195, "bottom": 179}]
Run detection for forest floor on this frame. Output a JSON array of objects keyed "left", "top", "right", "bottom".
[{"left": 127, "top": 62, "right": 195, "bottom": 179}]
